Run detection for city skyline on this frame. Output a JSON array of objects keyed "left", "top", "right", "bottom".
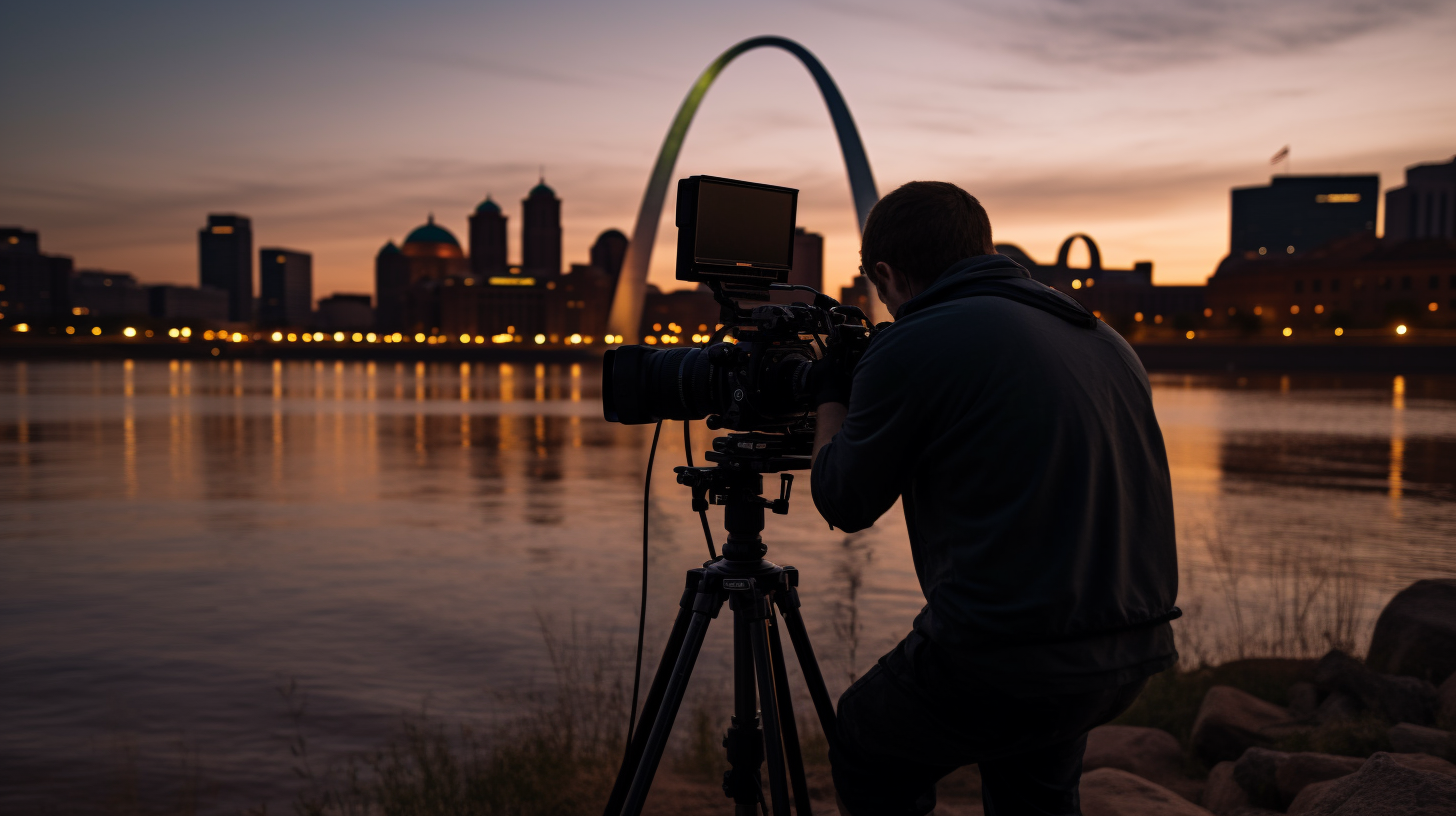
[{"left": 3, "top": 1, "right": 1454, "bottom": 301}]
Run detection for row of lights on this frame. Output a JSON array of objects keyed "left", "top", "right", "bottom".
[{"left": 7, "top": 324, "right": 627, "bottom": 346}]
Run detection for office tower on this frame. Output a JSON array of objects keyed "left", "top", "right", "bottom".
[
  {"left": 148, "top": 285, "right": 230, "bottom": 321},
  {"left": 469, "top": 195, "right": 508, "bottom": 276},
  {"left": 590, "top": 228, "right": 629, "bottom": 286},
  {"left": 1384, "top": 156, "right": 1456, "bottom": 242},
  {"left": 790, "top": 227, "right": 823, "bottom": 291},
  {"left": 522, "top": 178, "right": 561, "bottom": 275},
  {"left": 71, "top": 270, "right": 149, "bottom": 317},
  {"left": 199, "top": 214, "right": 253, "bottom": 322},
  {"left": 374, "top": 241, "right": 410, "bottom": 332},
  {"left": 0, "top": 227, "right": 72, "bottom": 320},
  {"left": 259, "top": 248, "right": 312, "bottom": 326},
  {"left": 1229, "top": 175, "right": 1378, "bottom": 258}
]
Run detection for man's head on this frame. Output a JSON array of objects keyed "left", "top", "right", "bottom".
[{"left": 860, "top": 181, "right": 994, "bottom": 314}]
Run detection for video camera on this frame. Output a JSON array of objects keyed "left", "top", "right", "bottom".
[{"left": 603, "top": 176, "right": 876, "bottom": 438}]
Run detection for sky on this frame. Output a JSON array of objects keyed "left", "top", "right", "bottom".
[{"left": 3, "top": 0, "right": 1454, "bottom": 301}]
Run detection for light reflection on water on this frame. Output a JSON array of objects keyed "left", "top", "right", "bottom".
[{"left": 1, "top": 361, "right": 1454, "bottom": 812}]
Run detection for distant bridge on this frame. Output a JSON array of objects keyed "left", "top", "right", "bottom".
[{"left": 605, "top": 36, "right": 879, "bottom": 343}]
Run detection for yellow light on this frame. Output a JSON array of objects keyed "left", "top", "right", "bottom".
[
  {"left": 1314, "top": 304, "right": 1324, "bottom": 314},
  {"left": 1134, "top": 312, "right": 1144, "bottom": 322},
  {"left": 1429, "top": 302, "right": 1439, "bottom": 312},
  {"left": 333, "top": 332, "right": 344, "bottom": 342},
  {"left": 276, "top": 254, "right": 286, "bottom": 263},
  {"left": 14, "top": 323, "right": 28, "bottom": 333},
  {"left": 414, "top": 333, "right": 425, "bottom": 342},
  {"left": 1282, "top": 327, "right": 1293, "bottom": 337},
  {"left": 460, "top": 334, "right": 470, "bottom": 343},
  {"left": 1185, "top": 330, "right": 1195, "bottom": 339},
  {"left": 123, "top": 327, "right": 137, "bottom": 337},
  {"left": 1203, "top": 308, "right": 1213, "bottom": 317},
  {"left": 1153, "top": 315, "right": 1163, "bottom": 324},
  {"left": 302, "top": 333, "right": 312, "bottom": 342},
  {"left": 668, "top": 323, "right": 681, "bottom": 333},
  {"left": 1290, "top": 305, "right": 1300, "bottom": 314},
  {"left": 534, "top": 334, "right": 546, "bottom": 344},
  {"left": 204, "top": 330, "right": 216, "bottom": 340},
  {"left": 1316, "top": 193, "right": 1361, "bottom": 203},
  {"left": 211, "top": 225, "right": 234, "bottom": 234},
  {"left": 66, "top": 326, "right": 75, "bottom": 334},
  {"left": 181, "top": 327, "right": 192, "bottom": 337},
  {"left": 271, "top": 331, "right": 282, "bottom": 341},
  {"left": 1085, "top": 278, "right": 1094, "bottom": 287},
  {"left": 232, "top": 332, "right": 244, "bottom": 342},
  {"left": 169, "top": 328, "right": 180, "bottom": 338},
  {"left": 653, "top": 323, "right": 662, "bottom": 331},
  {"left": 1334, "top": 327, "right": 1344, "bottom": 336},
  {"left": 570, "top": 333, "right": 582, "bottom": 344},
  {"left": 1071, "top": 279, "right": 1082, "bottom": 290},
  {"left": 288, "top": 333, "right": 297, "bottom": 342},
  {"left": 488, "top": 276, "right": 535, "bottom": 286},
  {"left": 1253, "top": 306, "right": 1263, "bottom": 316},
  {"left": 584, "top": 335, "right": 593, "bottom": 344},
  {"left": 1286, "top": 246, "right": 1295, "bottom": 254},
  {"left": 367, "top": 333, "right": 377, "bottom": 342},
  {"left": 91, "top": 326, "right": 102, "bottom": 336},
  {"left": 1396, "top": 325, "right": 1407, "bottom": 335},
  {"left": 492, "top": 333, "right": 512, "bottom": 343},
  {"left": 474, "top": 335, "right": 484, "bottom": 344},
  {"left": 645, "top": 336, "right": 658, "bottom": 345}
]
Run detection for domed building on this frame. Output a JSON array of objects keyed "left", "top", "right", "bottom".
[{"left": 401, "top": 215, "right": 465, "bottom": 260}]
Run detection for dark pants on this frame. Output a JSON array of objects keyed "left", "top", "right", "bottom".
[{"left": 831, "top": 633, "right": 1146, "bottom": 816}]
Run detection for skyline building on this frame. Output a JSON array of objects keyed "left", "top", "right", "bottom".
[
  {"left": 259, "top": 247, "right": 312, "bottom": 327},
  {"left": 0, "top": 226, "right": 72, "bottom": 321},
  {"left": 1229, "top": 175, "right": 1379, "bottom": 259},
  {"left": 198, "top": 214, "right": 254, "bottom": 322},
  {"left": 469, "top": 196, "right": 508, "bottom": 276},
  {"left": 1384, "top": 156, "right": 1456, "bottom": 242},
  {"left": 590, "top": 229, "right": 629, "bottom": 288},
  {"left": 522, "top": 179, "right": 562, "bottom": 275}
]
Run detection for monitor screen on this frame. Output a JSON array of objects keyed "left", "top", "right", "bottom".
[{"left": 693, "top": 179, "right": 796, "bottom": 269}]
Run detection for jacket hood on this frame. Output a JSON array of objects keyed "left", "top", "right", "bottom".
[{"left": 895, "top": 255, "right": 1098, "bottom": 329}]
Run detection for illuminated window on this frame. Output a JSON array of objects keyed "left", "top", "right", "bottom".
[
  {"left": 276, "top": 254, "right": 286, "bottom": 263},
  {"left": 1315, "top": 193, "right": 1361, "bottom": 203},
  {"left": 211, "top": 225, "right": 234, "bottom": 234},
  {"left": 1203, "top": 308, "right": 1213, "bottom": 317},
  {"left": 1314, "top": 305, "right": 1324, "bottom": 314}
]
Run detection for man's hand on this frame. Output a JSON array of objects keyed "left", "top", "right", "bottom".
[{"left": 809, "top": 344, "right": 855, "bottom": 407}]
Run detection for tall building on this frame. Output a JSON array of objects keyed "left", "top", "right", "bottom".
[
  {"left": 522, "top": 179, "right": 562, "bottom": 275},
  {"left": 259, "top": 248, "right": 312, "bottom": 326},
  {"left": 199, "top": 214, "right": 253, "bottom": 322},
  {"left": 0, "top": 226, "right": 71, "bottom": 321},
  {"left": 469, "top": 196, "right": 508, "bottom": 276},
  {"left": 770, "top": 227, "right": 825, "bottom": 305},
  {"left": 1229, "top": 175, "right": 1378, "bottom": 258},
  {"left": 1384, "top": 156, "right": 1456, "bottom": 242},
  {"left": 590, "top": 229, "right": 629, "bottom": 286},
  {"left": 374, "top": 242, "right": 410, "bottom": 332}
]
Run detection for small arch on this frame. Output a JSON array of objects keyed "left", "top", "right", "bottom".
[{"left": 1055, "top": 234, "right": 1102, "bottom": 270}]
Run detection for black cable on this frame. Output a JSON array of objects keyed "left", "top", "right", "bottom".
[
  {"left": 683, "top": 419, "right": 717, "bottom": 559},
  {"left": 626, "top": 420, "right": 663, "bottom": 748}
]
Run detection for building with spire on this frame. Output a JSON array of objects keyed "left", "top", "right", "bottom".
[{"left": 522, "top": 178, "right": 562, "bottom": 275}]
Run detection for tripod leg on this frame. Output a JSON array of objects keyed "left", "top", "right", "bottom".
[
  {"left": 603, "top": 571, "right": 701, "bottom": 816},
  {"left": 774, "top": 587, "right": 838, "bottom": 754},
  {"left": 767, "top": 608, "right": 814, "bottom": 816},
  {"left": 619, "top": 591, "right": 722, "bottom": 816},
  {"left": 750, "top": 608, "right": 793, "bottom": 816},
  {"left": 723, "top": 599, "right": 763, "bottom": 816}
]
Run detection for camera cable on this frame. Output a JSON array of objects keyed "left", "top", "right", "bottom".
[
  {"left": 626, "top": 420, "right": 662, "bottom": 748},
  {"left": 684, "top": 419, "right": 717, "bottom": 560}
]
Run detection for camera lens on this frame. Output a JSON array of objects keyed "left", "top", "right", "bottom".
[{"left": 603, "top": 345, "right": 721, "bottom": 424}]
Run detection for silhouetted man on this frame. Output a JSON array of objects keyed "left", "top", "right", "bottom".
[{"left": 809, "top": 181, "right": 1179, "bottom": 816}]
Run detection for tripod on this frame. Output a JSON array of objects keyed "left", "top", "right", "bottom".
[{"left": 603, "top": 433, "right": 839, "bottom": 816}]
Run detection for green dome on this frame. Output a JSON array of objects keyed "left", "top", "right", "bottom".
[
  {"left": 404, "top": 215, "right": 460, "bottom": 247},
  {"left": 529, "top": 179, "right": 555, "bottom": 198},
  {"left": 474, "top": 195, "right": 501, "bottom": 215}
]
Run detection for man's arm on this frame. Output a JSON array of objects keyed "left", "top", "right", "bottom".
[{"left": 812, "top": 401, "right": 846, "bottom": 467}]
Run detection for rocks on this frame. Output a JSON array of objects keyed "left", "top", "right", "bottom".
[
  {"left": 1288, "top": 682, "right": 1320, "bottom": 720},
  {"left": 1273, "top": 752, "right": 1363, "bottom": 808},
  {"left": 1084, "top": 725, "right": 1202, "bottom": 803},
  {"left": 1389, "top": 751, "right": 1456, "bottom": 778},
  {"left": 1191, "top": 685, "right": 1296, "bottom": 765},
  {"left": 1079, "top": 767, "right": 1215, "bottom": 816},
  {"left": 1201, "top": 762, "right": 1248, "bottom": 815},
  {"left": 1312, "top": 691, "right": 1359, "bottom": 724},
  {"left": 1285, "top": 751, "right": 1456, "bottom": 815},
  {"left": 1387, "top": 722, "right": 1453, "bottom": 758},
  {"left": 1231, "top": 747, "right": 1285, "bottom": 809},
  {"left": 1313, "top": 649, "right": 1438, "bottom": 725},
  {"left": 1440, "top": 672, "right": 1456, "bottom": 730},
  {"left": 1366, "top": 578, "right": 1456, "bottom": 685}
]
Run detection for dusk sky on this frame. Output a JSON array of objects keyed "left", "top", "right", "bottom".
[{"left": 4, "top": 0, "right": 1454, "bottom": 301}]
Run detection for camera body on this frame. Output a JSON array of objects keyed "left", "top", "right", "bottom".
[{"left": 603, "top": 176, "right": 876, "bottom": 435}]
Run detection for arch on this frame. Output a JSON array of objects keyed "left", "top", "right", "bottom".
[
  {"left": 1055, "top": 233, "right": 1102, "bottom": 270},
  {"left": 606, "top": 36, "right": 879, "bottom": 342}
]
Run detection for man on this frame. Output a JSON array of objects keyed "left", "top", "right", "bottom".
[{"left": 809, "top": 181, "right": 1179, "bottom": 816}]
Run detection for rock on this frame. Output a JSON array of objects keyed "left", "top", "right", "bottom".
[
  {"left": 1084, "top": 725, "right": 1203, "bottom": 803},
  {"left": 1191, "top": 686, "right": 1296, "bottom": 765},
  {"left": 1388, "top": 723, "right": 1453, "bottom": 758},
  {"left": 1390, "top": 752, "right": 1456, "bottom": 778},
  {"left": 1366, "top": 579, "right": 1456, "bottom": 685},
  {"left": 1313, "top": 690, "right": 1360, "bottom": 724},
  {"left": 1232, "top": 747, "right": 1287, "bottom": 809},
  {"left": 1314, "top": 649, "right": 1438, "bottom": 725},
  {"left": 1284, "top": 751, "right": 1456, "bottom": 815},
  {"left": 1079, "top": 767, "right": 1215, "bottom": 816},
  {"left": 1273, "top": 753, "right": 1364, "bottom": 808},
  {"left": 1201, "top": 762, "right": 1249, "bottom": 815},
  {"left": 1288, "top": 682, "right": 1320, "bottom": 720},
  {"left": 1439, "top": 672, "right": 1456, "bottom": 730}
]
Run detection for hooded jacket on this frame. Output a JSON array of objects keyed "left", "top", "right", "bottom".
[{"left": 811, "top": 255, "right": 1179, "bottom": 693}]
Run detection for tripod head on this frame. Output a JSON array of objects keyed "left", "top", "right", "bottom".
[{"left": 674, "top": 432, "right": 812, "bottom": 561}]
